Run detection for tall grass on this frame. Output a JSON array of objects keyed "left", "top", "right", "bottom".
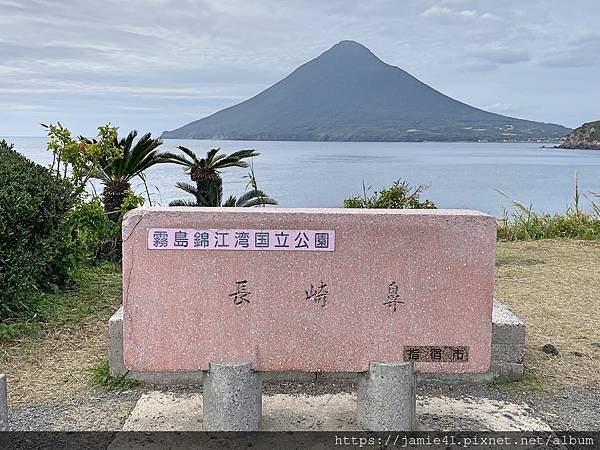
[{"left": 497, "top": 175, "right": 600, "bottom": 241}]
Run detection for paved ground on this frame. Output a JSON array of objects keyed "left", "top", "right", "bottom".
[{"left": 8, "top": 381, "right": 600, "bottom": 432}]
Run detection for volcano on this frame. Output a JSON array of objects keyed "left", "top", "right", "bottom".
[{"left": 161, "top": 40, "right": 569, "bottom": 142}]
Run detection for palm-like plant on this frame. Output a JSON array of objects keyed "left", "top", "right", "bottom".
[
  {"left": 169, "top": 182, "right": 277, "bottom": 208},
  {"left": 222, "top": 190, "right": 278, "bottom": 207},
  {"left": 163, "top": 147, "right": 259, "bottom": 202},
  {"left": 91, "top": 131, "right": 166, "bottom": 220}
]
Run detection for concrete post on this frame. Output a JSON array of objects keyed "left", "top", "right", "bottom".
[
  {"left": 0, "top": 374, "right": 8, "bottom": 431},
  {"left": 202, "top": 362, "right": 262, "bottom": 431},
  {"left": 108, "top": 307, "right": 127, "bottom": 377},
  {"left": 357, "top": 361, "right": 416, "bottom": 431}
]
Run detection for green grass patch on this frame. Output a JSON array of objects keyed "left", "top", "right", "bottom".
[
  {"left": 498, "top": 210, "right": 600, "bottom": 241},
  {"left": 87, "top": 360, "right": 141, "bottom": 389},
  {"left": 0, "top": 261, "right": 121, "bottom": 343},
  {"left": 519, "top": 369, "right": 545, "bottom": 392},
  {"left": 496, "top": 183, "right": 600, "bottom": 241},
  {"left": 488, "top": 369, "right": 544, "bottom": 392}
]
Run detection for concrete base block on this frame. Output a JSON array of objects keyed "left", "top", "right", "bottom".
[
  {"left": 417, "top": 362, "right": 524, "bottom": 384},
  {"left": 260, "top": 372, "right": 316, "bottom": 383},
  {"left": 0, "top": 374, "right": 7, "bottom": 431},
  {"left": 202, "top": 362, "right": 262, "bottom": 431},
  {"left": 129, "top": 371, "right": 203, "bottom": 385},
  {"left": 109, "top": 307, "right": 203, "bottom": 384},
  {"left": 357, "top": 361, "right": 416, "bottom": 431},
  {"left": 108, "top": 298, "right": 526, "bottom": 385},
  {"left": 316, "top": 372, "right": 359, "bottom": 383},
  {"left": 492, "top": 343, "right": 524, "bottom": 364},
  {"left": 492, "top": 300, "right": 526, "bottom": 345},
  {"left": 494, "top": 362, "right": 524, "bottom": 381}
]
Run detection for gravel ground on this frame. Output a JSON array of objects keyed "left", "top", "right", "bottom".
[
  {"left": 7, "top": 381, "right": 599, "bottom": 431},
  {"left": 418, "top": 382, "right": 600, "bottom": 431},
  {"left": 8, "top": 387, "right": 141, "bottom": 431},
  {"left": 525, "top": 386, "right": 600, "bottom": 431}
]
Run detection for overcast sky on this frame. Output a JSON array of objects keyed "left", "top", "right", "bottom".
[{"left": 1, "top": 0, "right": 598, "bottom": 136}]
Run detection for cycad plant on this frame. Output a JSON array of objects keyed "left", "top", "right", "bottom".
[
  {"left": 91, "top": 131, "right": 167, "bottom": 220},
  {"left": 163, "top": 146, "right": 259, "bottom": 202},
  {"left": 169, "top": 182, "right": 277, "bottom": 207}
]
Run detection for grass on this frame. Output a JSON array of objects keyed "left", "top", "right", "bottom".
[
  {"left": 495, "top": 239, "right": 600, "bottom": 392},
  {"left": 489, "top": 368, "right": 544, "bottom": 392},
  {"left": 0, "top": 262, "right": 122, "bottom": 405},
  {"left": 87, "top": 361, "right": 140, "bottom": 389},
  {"left": 498, "top": 209, "right": 600, "bottom": 241},
  {"left": 0, "top": 262, "right": 121, "bottom": 343},
  {"left": 496, "top": 184, "right": 600, "bottom": 241}
]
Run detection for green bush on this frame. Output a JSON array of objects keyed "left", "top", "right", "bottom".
[
  {"left": 68, "top": 198, "right": 120, "bottom": 261},
  {"left": 68, "top": 190, "right": 145, "bottom": 262},
  {"left": 0, "top": 141, "right": 79, "bottom": 318},
  {"left": 344, "top": 180, "right": 436, "bottom": 209}
]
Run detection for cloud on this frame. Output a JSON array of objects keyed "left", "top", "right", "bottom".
[
  {"left": 538, "top": 32, "right": 600, "bottom": 68},
  {"left": 422, "top": 4, "right": 499, "bottom": 21},
  {"left": 483, "top": 102, "right": 513, "bottom": 112},
  {"left": 469, "top": 47, "right": 530, "bottom": 65}
]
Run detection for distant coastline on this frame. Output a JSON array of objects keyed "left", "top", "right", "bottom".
[
  {"left": 159, "top": 137, "right": 566, "bottom": 144},
  {"left": 1, "top": 135, "right": 568, "bottom": 145}
]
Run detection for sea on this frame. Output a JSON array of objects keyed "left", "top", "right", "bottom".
[{"left": 4, "top": 137, "right": 600, "bottom": 217}]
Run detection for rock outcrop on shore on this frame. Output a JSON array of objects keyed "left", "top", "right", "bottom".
[{"left": 559, "top": 121, "right": 600, "bottom": 150}]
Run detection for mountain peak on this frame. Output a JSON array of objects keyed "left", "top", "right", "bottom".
[
  {"left": 331, "top": 40, "right": 368, "bottom": 50},
  {"left": 319, "top": 40, "right": 379, "bottom": 62}
]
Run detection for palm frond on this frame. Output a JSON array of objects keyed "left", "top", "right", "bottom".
[
  {"left": 214, "top": 157, "right": 251, "bottom": 170},
  {"left": 235, "top": 189, "right": 278, "bottom": 207},
  {"left": 175, "top": 182, "right": 199, "bottom": 197},
  {"left": 169, "top": 199, "right": 198, "bottom": 207},
  {"left": 204, "top": 148, "right": 220, "bottom": 165},
  {"left": 222, "top": 196, "right": 238, "bottom": 207},
  {"left": 228, "top": 149, "right": 259, "bottom": 159},
  {"left": 160, "top": 152, "right": 191, "bottom": 166},
  {"left": 176, "top": 146, "right": 200, "bottom": 163}
]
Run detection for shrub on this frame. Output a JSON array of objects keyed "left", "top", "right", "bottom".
[
  {"left": 68, "top": 190, "right": 145, "bottom": 262},
  {"left": 0, "top": 141, "right": 79, "bottom": 318},
  {"left": 344, "top": 180, "right": 436, "bottom": 209},
  {"left": 68, "top": 198, "right": 120, "bottom": 261}
]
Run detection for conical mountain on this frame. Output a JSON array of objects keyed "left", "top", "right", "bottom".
[{"left": 162, "top": 41, "right": 569, "bottom": 142}]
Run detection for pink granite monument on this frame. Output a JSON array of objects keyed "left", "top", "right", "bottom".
[{"left": 122, "top": 207, "right": 496, "bottom": 374}]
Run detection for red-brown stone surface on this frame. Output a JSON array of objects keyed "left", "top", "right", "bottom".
[{"left": 123, "top": 208, "right": 496, "bottom": 373}]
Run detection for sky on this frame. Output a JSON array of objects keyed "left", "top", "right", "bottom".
[{"left": 1, "top": 0, "right": 599, "bottom": 136}]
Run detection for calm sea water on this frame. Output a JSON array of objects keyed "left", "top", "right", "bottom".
[{"left": 4, "top": 137, "right": 600, "bottom": 216}]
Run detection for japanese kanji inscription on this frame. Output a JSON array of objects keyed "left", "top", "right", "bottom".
[{"left": 148, "top": 228, "right": 335, "bottom": 251}]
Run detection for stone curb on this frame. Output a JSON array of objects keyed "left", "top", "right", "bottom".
[{"left": 0, "top": 374, "right": 7, "bottom": 431}]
